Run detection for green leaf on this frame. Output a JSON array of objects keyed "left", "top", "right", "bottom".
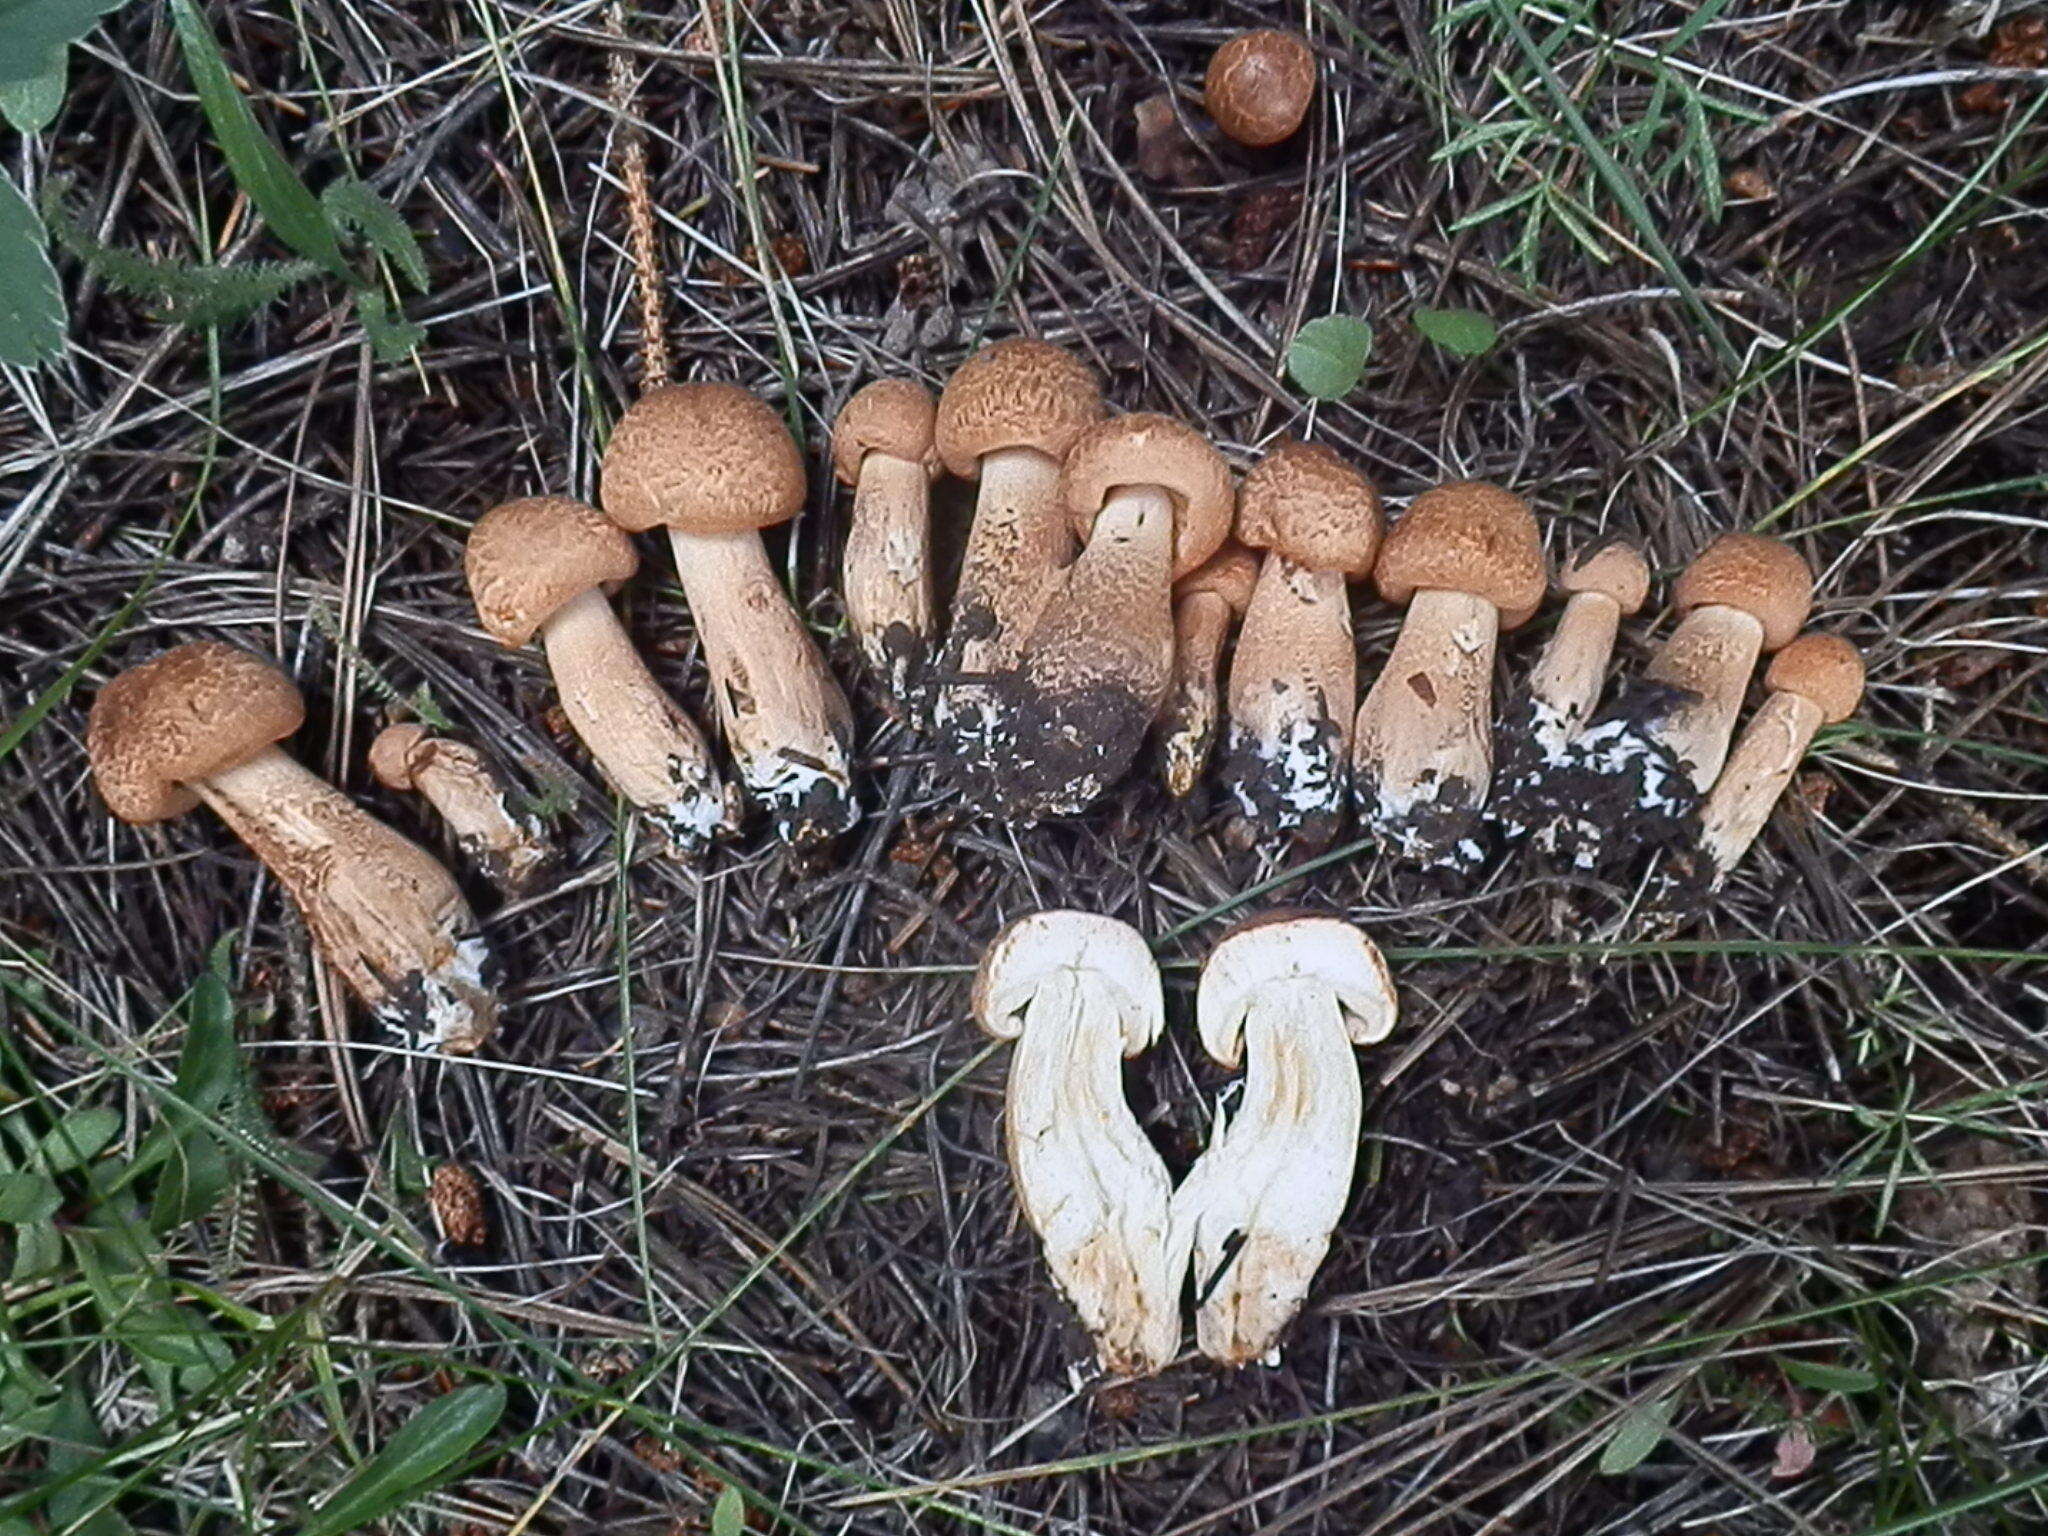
[
  {"left": 1412, "top": 306, "right": 1499, "bottom": 358},
  {"left": 0, "top": 0, "right": 128, "bottom": 87},
  {"left": 0, "top": 1171, "right": 61, "bottom": 1224},
  {"left": 301, "top": 1383, "right": 506, "bottom": 1536},
  {"left": 1286, "top": 314, "right": 1374, "bottom": 400},
  {"left": 710, "top": 1485, "right": 745, "bottom": 1536},
  {"left": 321, "top": 178, "right": 428, "bottom": 292},
  {"left": 149, "top": 1124, "right": 232, "bottom": 1231},
  {"left": 11, "top": 1218, "right": 63, "bottom": 1279},
  {"left": 357, "top": 285, "right": 424, "bottom": 361},
  {"left": 1599, "top": 1396, "right": 1672, "bottom": 1475},
  {"left": 39, "top": 1106, "right": 121, "bottom": 1173},
  {"left": 177, "top": 948, "right": 240, "bottom": 1113},
  {"left": 0, "top": 49, "right": 66, "bottom": 132},
  {"left": 1779, "top": 1356, "right": 1880, "bottom": 1396},
  {"left": 167, "top": 0, "right": 346, "bottom": 274},
  {"left": 42, "top": 1387, "right": 129, "bottom": 1536},
  {"left": 0, "top": 173, "right": 64, "bottom": 365}
]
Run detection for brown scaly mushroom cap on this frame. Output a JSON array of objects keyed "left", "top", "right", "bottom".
[
  {"left": 1672, "top": 532, "right": 1813, "bottom": 651},
  {"left": 1559, "top": 539, "right": 1651, "bottom": 614},
  {"left": 1177, "top": 542, "right": 1260, "bottom": 611},
  {"left": 368, "top": 722, "right": 433, "bottom": 792},
  {"left": 89, "top": 642, "right": 306, "bottom": 823},
  {"left": 935, "top": 338, "right": 1105, "bottom": 480},
  {"left": 600, "top": 382, "right": 806, "bottom": 536},
  {"left": 1204, "top": 29, "right": 1317, "bottom": 148},
  {"left": 1237, "top": 439, "right": 1383, "bottom": 576},
  {"left": 1060, "top": 413, "right": 1235, "bottom": 578},
  {"left": 832, "top": 379, "right": 940, "bottom": 488},
  {"left": 1374, "top": 481, "right": 1547, "bottom": 629},
  {"left": 465, "top": 496, "right": 639, "bottom": 648},
  {"left": 1765, "top": 632, "right": 1865, "bottom": 723}
]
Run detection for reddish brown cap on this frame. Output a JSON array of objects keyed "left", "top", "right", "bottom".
[
  {"left": 935, "top": 339, "right": 1104, "bottom": 481},
  {"left": 1373, "top": 480, "right": 1548, "bottom": 629},
  {"left": 1236, "top": 439, "right": 1383, "bottom": 577},
  {"left": 1204, "top": 29, "right": 1316, "bottom": 148},
  {"left": 832, "top": 379, "right": 940, "bottom": 487},
  {"left": 1672, "top": 533, "right": 1813, "bottom": 652},
  {"left": 1765, "top": 632, "right": 1864, "bottom": 724},
  {"left": 88, "top": 641, "right": 305, "bottom": 823},
  {"left": 1176, "top": 542, "right": 1260, "bottom": 614},
  {"left": 600, "top": 382, "right": 806, "bottom": 536},
  {"left": 1559, "top": 539, "right": 1650, "bottom": 614},
  {"left": 1061, "top": 413, "right": 1234, "bottom": 579},
  {"left": 465, "top": 495, "right": 640, "bottom": 648},
  {"left": 369, "top": 722, "right": 431, "bottom": 791}
]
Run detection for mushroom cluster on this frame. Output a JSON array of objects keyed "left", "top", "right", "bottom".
[{"left": 977, "top": 909, "right": 1398, "bottom": 1375}]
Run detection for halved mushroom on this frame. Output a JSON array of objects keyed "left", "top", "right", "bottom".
[
  {"left": 1172, "top": 913, "right": 1397, "bottom": 1368},
  {"left": 1352, "top": 481, "right": 1547, "bottom": 870},
  {"left": 1204, "top": 29, "right": 1317, "bottom": 148},
  {"left": 833, "top": 378, "right": 940, "bottom": 714},
  {"left": 1159, "top": 543, "right": 1259, "bottom": 798},
  {"left": 1552, "top": 532, "right": 1813, "bottom": 867},
  {"left": 369, "top": 722, "right": 551, "bottom": 896},
  {"left": 602, "top": 382, "right": 859, "bottom": 847},
  {"left": 973, "top": 910, "right": 1183, "bottom": 1378},
  {"left": 88, "top": 642, "right": 497, "bottom": 1052},
  {"left": 1221, "top": 440, "right": 1383, "bottom": 847},
  {"left": 987, "top": 414, "right": 1233, "bottom": 819},
  {"left": 466, "top": 495, "right": 737, "bottom": 853},
  {"left": 1698, "top": 632, "right": 1864, "bottom": 882},
  {"left": 928, "top": 339, "right": 1105, "bottom": 806},
  {"left": 1492, "top": 538, "right": 1649, "bottom": 846}
]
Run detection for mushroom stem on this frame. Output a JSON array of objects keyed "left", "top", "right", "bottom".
[
  {"left": 1641, "top": 603, "right": 1765, "bottom": 789},
  {"left": 194, "top": 747, "right": 495, "bottom": 1052},
  {"left": 663, "top": 527, "right": 856, "bottom": 843},
  {"left": 842, "top": 451, "right": 933, "bottom": 707},
  {"left": 1697, "top": 690, "right": 1824, "bottom": 880},
  {"left": 1002, "top": 972, "right": 1184, "bottom": 1376},
  {"left": 1352, "top": 588, "right": 1499, "bottom": 863},
  {"left": 1004, "top": 485, "right": 1176, "bottom": 817},
  {"left": 1222, "top": 557, "right": 1356, "bottom": 844},
  {"left": 943, "top": 445, "right": 1074, "bottom": 679},
  {"left": 539, "top": 587, "right": 738, "bottom": 850},
  {"left": 1525, "top": 589, "right": 1623, "bottom": 760},
  {"left": 1160, "top": 589, "right": 1235, "bottom": 798},
  {"left": 1176, "top": 978, "right": 1359, "bottom": 1367},
  {"left": 375, "top": 728, "right": 550, "bottom": 895}
]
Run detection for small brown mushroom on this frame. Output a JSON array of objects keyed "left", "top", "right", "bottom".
[
  {"left": 1352, "top": 482, "right": 1547, "bottom": 869},
  {"left": 930, "top": 339, "right": 1106, "bottom": 803},
  {"left": 1159, "top": 543, "right": 1259, "bottom": 798},
  {"left": 833, "top": 379, "right": 940, "bottom": 713},
  {"left": 465, "top": 495, "right": 737, "bottom": 852},
  {"left": 369, "top": 723, "right": 551, "bottom": 896},
  {"left": 1698, "top": 632, "right": 1864, "bottom": 882},
  {"left": 88, "top": 643, "right": 497, "bottom": 1052},
  {"left": 1524, "top": 540, "right": 1651, "bottom": 759},
  {"left": 991, "top": 414, "right": 1233, "bottom": 819},
  {"left": 602, "top": 382, "right": 858, "bottom": 847},
  {"left": 1222, "top": 440, "right": 1384, "bottom": 846},
  {"left": 1204, "top": 29, "right": 1317, "bottom": 148}
]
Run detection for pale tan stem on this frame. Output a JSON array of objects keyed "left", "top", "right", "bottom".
[
  {"left": 944, "top": 445, "right": 1075, "bottom": 678},
  {"left": 1223, "top": 557, "right": 1356, "bottom": 839},
  {"left": 665, "top": 527, "right": 857, "bottom": 844},
  {"left": 1160, "top": 590, "right": 1233, "bottom": 798},
  {"left": 842, "top": 452, "right": 932, "bottom": 704},
  {"left": 1525, "top": 589, "right": 1622, "bottom": 758},
  {"left": 1698, "top": 690, "right": 1824, "bottom": 880},
  {"left": 402, "top": 737, "right": 550, "bottom": 895},
  {"left": 196, "top": 748, "right": 495, "bottom": 1052},
  {"left": 1352, "top": 588, "right": 1500, "bottom": 850},
  {"left": 1642, "top": 603, "right": 1765, "bottom": 790},
  {"left": 540, "top": 587, "right": 736, "bottom": 851}
]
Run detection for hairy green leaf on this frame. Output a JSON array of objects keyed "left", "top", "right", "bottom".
[
  {"left": 1412, "top": 306, "right": 1499, "bottom": 358},
  {"left": 1779, "top": 1356, "right": 1881, "bottom": 1395},
  {"left": 168, "top": 0, "right": 346, "bottom": 274},
  {"left": 358, "top": 285, "right": 425, "bottom": 362},
  {"left": 302, "top": 1383, "right": 507, "bottom": 1536},
  {"left": 710, "top": 1485, "right": 745, "bottom": 1536},
  {"left": 0, "top": 173, "right": 64, "bottom": 365},
  {"left": 44, "top": 189, "right": 322, "bottom": 325},
  {"left": 322, "top": 178, "right": 428, "bottom": 291},
  {"left": 0, "top": 0, "right": 127, "bottom": 87},
  {"left": 0, "top": 49, "right": 65, "bottom": 131},
  {"left": 1286, "top": 314, "right": 1374, "bottom": 400},
  {"left": 1599, "top": 1397, "right": 1672, "bottom": 1475}
]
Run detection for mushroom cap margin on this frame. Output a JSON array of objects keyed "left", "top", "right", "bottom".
[
  {"left": 1203, "top": 29, "right": 1317, "bottom": 148},
  {"left": 1237, "top": 439, "right": 1383, "bottom": 576},
  {"left": 465, "top": 495, "right": 640, "bottom": 648},
  {"left": 1558, "top": 538, "right": 1651, "bottom": 614},
  {"left": 934, "top": 339, "right": 1105, "bottom": 482},
  {"left": 1061, "top": 413, "right": 1235, "bottom": 580},
  {"left": 1765, "top": 632, "right": 1864, "bottom": 724},
  {"left": 973, "top": 910, "right": 1163, "bottom": 1054},
  {"left": 832, "top": 378, "right": 941, "bottom": 487},
  {"left": 368, "top": 722, "right": 432, "bottom": 792},
  {"left": 601, "top": 382, "right": 807, "bottom": 537},
  {"left": 1373, "top": 480, "right": 1548, "bottom": 630},
  {"left": 1671, "top": 532, "right": 1814, "bottom": 651},
  {"left": 1175, "top": 541, "right": 1260, "bottom": 614},
  {"left": 88, "top": 641, "right": 306, "bottom": 824},
  {"left": 1197, "top": 913, "right": 1398, "bottom": 1065}
]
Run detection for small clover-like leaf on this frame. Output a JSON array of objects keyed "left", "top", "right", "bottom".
[
  {"left": 1412, "top": 306, "right": 1499, "bottom": 358},
  {"left": 1286, "top": 314, "right": 1374, "bottom": 400}
]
